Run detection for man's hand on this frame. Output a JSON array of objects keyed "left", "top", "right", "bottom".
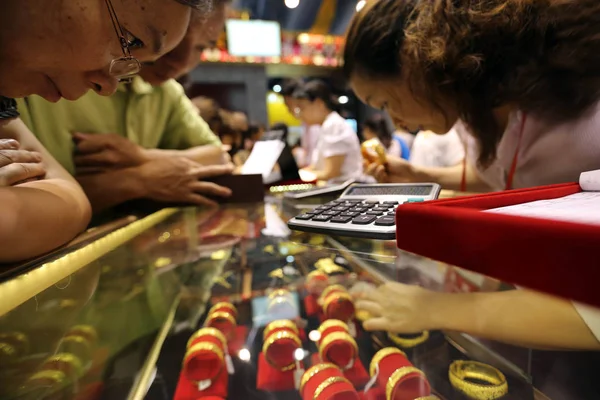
[
  {"left": 137, "top": 157, "right": 233, "bottom": 206},
  {"left": 73, "top": 132, "right": 148, "bottom": 173},
  {"left": 0, "top": 139, "right": 46, "bottom": 186}
]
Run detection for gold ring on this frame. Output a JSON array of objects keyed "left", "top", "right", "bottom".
[
  {"left": 44, "top": 353, "right": 84, "bottom": 377},
  {"left": 262, "top": 330, "right": 302, "bottom": 371},
  {"left": 323, "top": 292, "right": 354, "bottom": 316},
  {"left": 185, "top": 342, "right": 224, "bottom": 364},
  {"left": 387, "top": 331, "right": 429, "bottom": 348},
  {"left": 264, "top": 320, "right": 299, "bottom": 340},
  {"left": 300, "top": 363, "right": 339, "bottom": 394},
  {"left": 320, "top": 285, "right": 347, "bottom": 302},
  {"left": 369, "top": 348, "right": 407, "bottom": 377},
  {"left": 319, "top": 332, "right": 358, "bottom": 362},
  {"left": 187, "top": 327, "right": 227, "bottom": 349},
  {"left": 317, "top": 320, "right": 349, "bottom": 335},
  {"left": 448, "top": 360, "right": 508, "bottom": 400},
  {"left": 313, "top": 376, "right": 351, "bottom": 400},
  {"left": 386, "top": 366, "right": 426, "bottom": 400},
  {"left": 206, "top": 311, "right": 236, "bottom": 326},
  {"left": 209, "top": 302, "right": 238, "bottom": 318}
]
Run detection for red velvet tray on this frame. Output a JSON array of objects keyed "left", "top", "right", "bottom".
[{"left": 394, "top": 182, "right": 600, "bottom": 306}]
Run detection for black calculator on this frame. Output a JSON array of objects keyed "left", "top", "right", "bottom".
[{"left": 287, "top": 183, "right": 441, "bottom": 240}]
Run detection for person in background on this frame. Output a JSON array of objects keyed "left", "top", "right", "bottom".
[
  {"left": 345, "top": 0, "right": 600, "bottom": 350},
  {"left": 409, "top": 128, "right": 465, "bottom": 169},
  {"left": 362, "top": 114, "right": 410, "bottom": 160},
  {"left": 345, "top": 0, "right": 600, "bottom": 193},
  {"left": 294, "top": 80, "right": 363, "bottom": 182},
  {"left": 0, "top": 0, "right": 202, "bottom": 262},
  {"left": 270, "top": 122, "right": 289, "bottom": 145},
  {"left": 281, "top": 79, "right": 319, "bottom": 168},
  {"left": 232, "top": 123, "right": 264, "bottom": 167},
  {"left": 17, "top": 0, "right": 232, "bottom": 214}
]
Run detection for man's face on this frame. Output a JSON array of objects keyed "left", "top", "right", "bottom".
[{"left": 140, "top": 2, "right": 227, "bottom": 85}]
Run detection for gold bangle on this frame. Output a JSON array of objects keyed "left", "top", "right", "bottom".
[
  {"left": 369, "top": 348, "right": 407, "bottom": 377},
  {"left": 68, "top": 325, "right": 98, "bottom": 343},
  {"left": 185, "top": 342, "right": 224, "bottom": 365},
  {"left": 448, "top": 360, "right": 508, "bottom": 400},
  {"left": 323, "top": 292, "right": 354, "bottom": 315},
  {"left": 262, "top": 330, "right": 302, "bottom": 371},
  {"left": 386, "top": 366, "right": 426, "bottom": 400},
  {"left": 319, "top": 332, "right": 357, "bottom": 361},
  {"left": 320, "top": 285, "right": 347, "bottom": 302},
  {"left": 317, "top": 319, "right": 349, "bottom": 335},
  {"left": 0, "top": 332, "right": 29, "bottom": 354},
  {"left": 44, "top": 353, "right": 84, "bottom": 377},
  {"left": 299, "top": 363, "right": 339, "bottom": 394},
  {"left": 28, "top": 370, "right": 67, "bottom": 386},
  {"left": 206, "top": 311, "right": 236, "bottom": 326},
  {"left": 263, "top": 320, "right": 299, "bottom": 340},
  {"left": 187, "top": 327, "right": 227, "bottom": 349},
  {"left": 209, "top": 302, "right": 238, "bottom": 318},
  {"left": 313, "top": 376, "right": 351, "bottom": 399},
  {"left": 387, "top": 331, "right": 429, "bottom": 348}
]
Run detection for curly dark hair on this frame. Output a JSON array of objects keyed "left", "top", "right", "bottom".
[{"left": 344, "top": 0, "right": 600, "bottom": 166}]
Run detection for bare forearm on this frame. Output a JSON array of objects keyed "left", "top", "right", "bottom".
[
  {"left": 426, "top": 290, "right": 600, "bottom": 350},
  {"left": 413, "top": 162, "right": 492, "bottom": 192},
  {"left": 0, "top": 179, "right": 91, "bottom": 262},
  {"left": 77, "top": 168, "right": 145, "bottom": 213},
  {"left": 145, "top": 145, "right": 225, "bottom": 165}
]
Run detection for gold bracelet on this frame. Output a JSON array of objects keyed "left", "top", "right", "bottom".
[
  {"left": 208, "top": 302, "right": 237, "bottom": 318},
  {"left": 386, "top": 366, "right": 426, "bottom": 400},
  {"left": 187, "top": 327, "right": 227, "bottom": 349},
  {"left": 320, "top": 285, "right": 347, "bottom": 302},
  {"left": 448, "top": 360, "right": 508, "bottom": 400},
  {"left": 299, "top": 363, "right": 339, "bottom": 394},
  {"left": 323, "top": 293, "right": 354, "bottom": 315},
  {"left": 313, "top": 376, "right": 351, "bottom": 400},
  {"left": 28, "top": 370, "right": 67, "bottom": 386},
  {"left": 262, "top": 330, "right": 302, "bottom": 371},
  {"left": 206, "top": 311, "right": 236, "bottom": 326},
  {"left": 68, "top": 325, "right": 98, "bottom": 343},
  {"left": 369, "top": 348, "right": 407, "bottom": 377},
  {"left": 319, "top": 332, "right": 357, "bottom": 361},
  {"left": 185, "top": 342, "right": 224, "bottom": 365},
  {"left": 263, "top": 320, "right": 299, "bottom": 340},
  {"left": 44, "top": 353, "right": 84, "bottom": 377},
  {"left": 317, "top": 319, "right": 349, "bottom": 335},
  {"left": 387, "top": 331, "right": 429, "bottom": 348}
]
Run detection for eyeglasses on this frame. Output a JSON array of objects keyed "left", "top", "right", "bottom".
[{"left": 105, "top": 0, "right": 141, "bottom": 83}]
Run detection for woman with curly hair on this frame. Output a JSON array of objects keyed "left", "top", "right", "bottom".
[{"left": 345, "top": 0, "right": 600, "bottom": 192}]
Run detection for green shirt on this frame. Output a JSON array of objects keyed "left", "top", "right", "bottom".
[{"left": 17, "top": 78, "right": 221, "bottom": 174}]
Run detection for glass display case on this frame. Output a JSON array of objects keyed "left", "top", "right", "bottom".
[{"left": 0, "top": 195, "right": 598, "bottom": 400}]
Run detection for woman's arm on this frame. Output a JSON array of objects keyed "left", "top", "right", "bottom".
[
  {"left": 314, "top": 155, "right": 345, "bottom": 181},
  {"left": 0, "top": 119, "right": 91, "bottom": 262}
]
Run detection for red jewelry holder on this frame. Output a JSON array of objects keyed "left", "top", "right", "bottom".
[
  {"left": 318, "top": 320, "right": 349, "bottom": 346},
  {"left": 174, "top": 364, "right": 228, "bottom": 400},
  {"left": 196, "top": 397, "right": 224, "bottom": 400},
  {"left": 187, "top": 328, "right": 227, "bottom": 351},
  {"left": 263, "top": 330, "right": 302, "bottom": 371},
  {"left": 343, "top": 359, "right": 370, "bottom": 390},
  {"left": 319, "top": 331, "right": 357, "bottom": 370},
  {"left": 371, "top": 349, "right": 430, "bottom": 400},
  {"left": 360, "top": 387, "right": 385, "bottom": 400},
  {"left": 208, "top": 302, "right": 238, "bottom": 319},
  {"left": 183, "top": 341, "right": 225, "bottom": 383},
  {"left": 322, "top": 292, "right": 355, "bottom": 322},
  {"left": 300, "top": 363, "right": 344, "bottom": 400},
  {"left": 256, "top": 352, "right": 304, "bottom": 391},
  {"left": 228, "top": 325, "right": 248, "bottom": 355},
  {"left": 306, "top": 270, "right": 329, "bottom": 296},
  {"left": 205, "top": 311, "right": 237, "bottom": 340},
  {"left": 304, "top": 294, "right": 320, "bottom": 317}
]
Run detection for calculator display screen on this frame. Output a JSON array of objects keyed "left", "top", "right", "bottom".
[{"left": 345, "top": 186, "right": 432, "bottom": 196}]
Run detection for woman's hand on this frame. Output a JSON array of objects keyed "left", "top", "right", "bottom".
[
  {"left": 0, "top": 138, "right": 46, "bottom": 186},
  {"left": 354, "top": 282, "right": 438, "bottom": 333},
  {"left": 364, "top": 154, "right": 419, "bottom": 183}
]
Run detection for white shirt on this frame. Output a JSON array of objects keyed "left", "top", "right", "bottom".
[
  {"left": 299, "top": 124, "right": 321, "bottom": 167},
  {"left": 409, "top": 129, "right": 465, "bottom": 168},
  {"left": 311, "top": 112, "right": 363, "bottom": 182},
  {"left": 394, "top": 130, "right": 415, "bottom": 150},
  {"left": 457, "top": 100, "right": 600, "bottom": 191}
]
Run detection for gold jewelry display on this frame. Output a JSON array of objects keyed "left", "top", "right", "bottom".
[
  {"left": 313, "top": 376, "right": 351, "bottom": 400},
  {"left": 369, "top": 348, "right": 407, "bottom": 376},
  {"left": 185, "top": 342, "right": 224, "bottom": 363},
  {"left": 448, "top": 360, "right": 508, "bottom": 400},
  {"left": 299, "top": 363, "right": 338, "bottom": 393},
  {"left": 208, "top": 302, "right": 237, "bottom": 317},
  {"left": 320, "top": 285, "right": 347, "bottom": 301},
  {"left": 386, "top": 366, "right": 426, "bottom": 400},
  {"left": 206, "top": 311, "right": 236, "bottom": 326},
  {"left": 44, "top": 353, "right": 84, "bottom": 377},
  {"left": 323, "top": 292, "right": 353, "bottom": 314},
  {"left": 263, "top": 320, "right": 299, "bottom": 340},
  {"left": 262, "top": 330, "right": 302, "bottom": 371},
  {"left": 187, "top": 327, "right": 227, "bottom": 349},
  {"left": 319, "top": 332, "right": 358, "bottom": 361},
  {"left": 387, "top": 331, "right": 429, "bottom": 348},
  {"left": 317, "top": 319, "right": 349, "bottom": 335}
]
